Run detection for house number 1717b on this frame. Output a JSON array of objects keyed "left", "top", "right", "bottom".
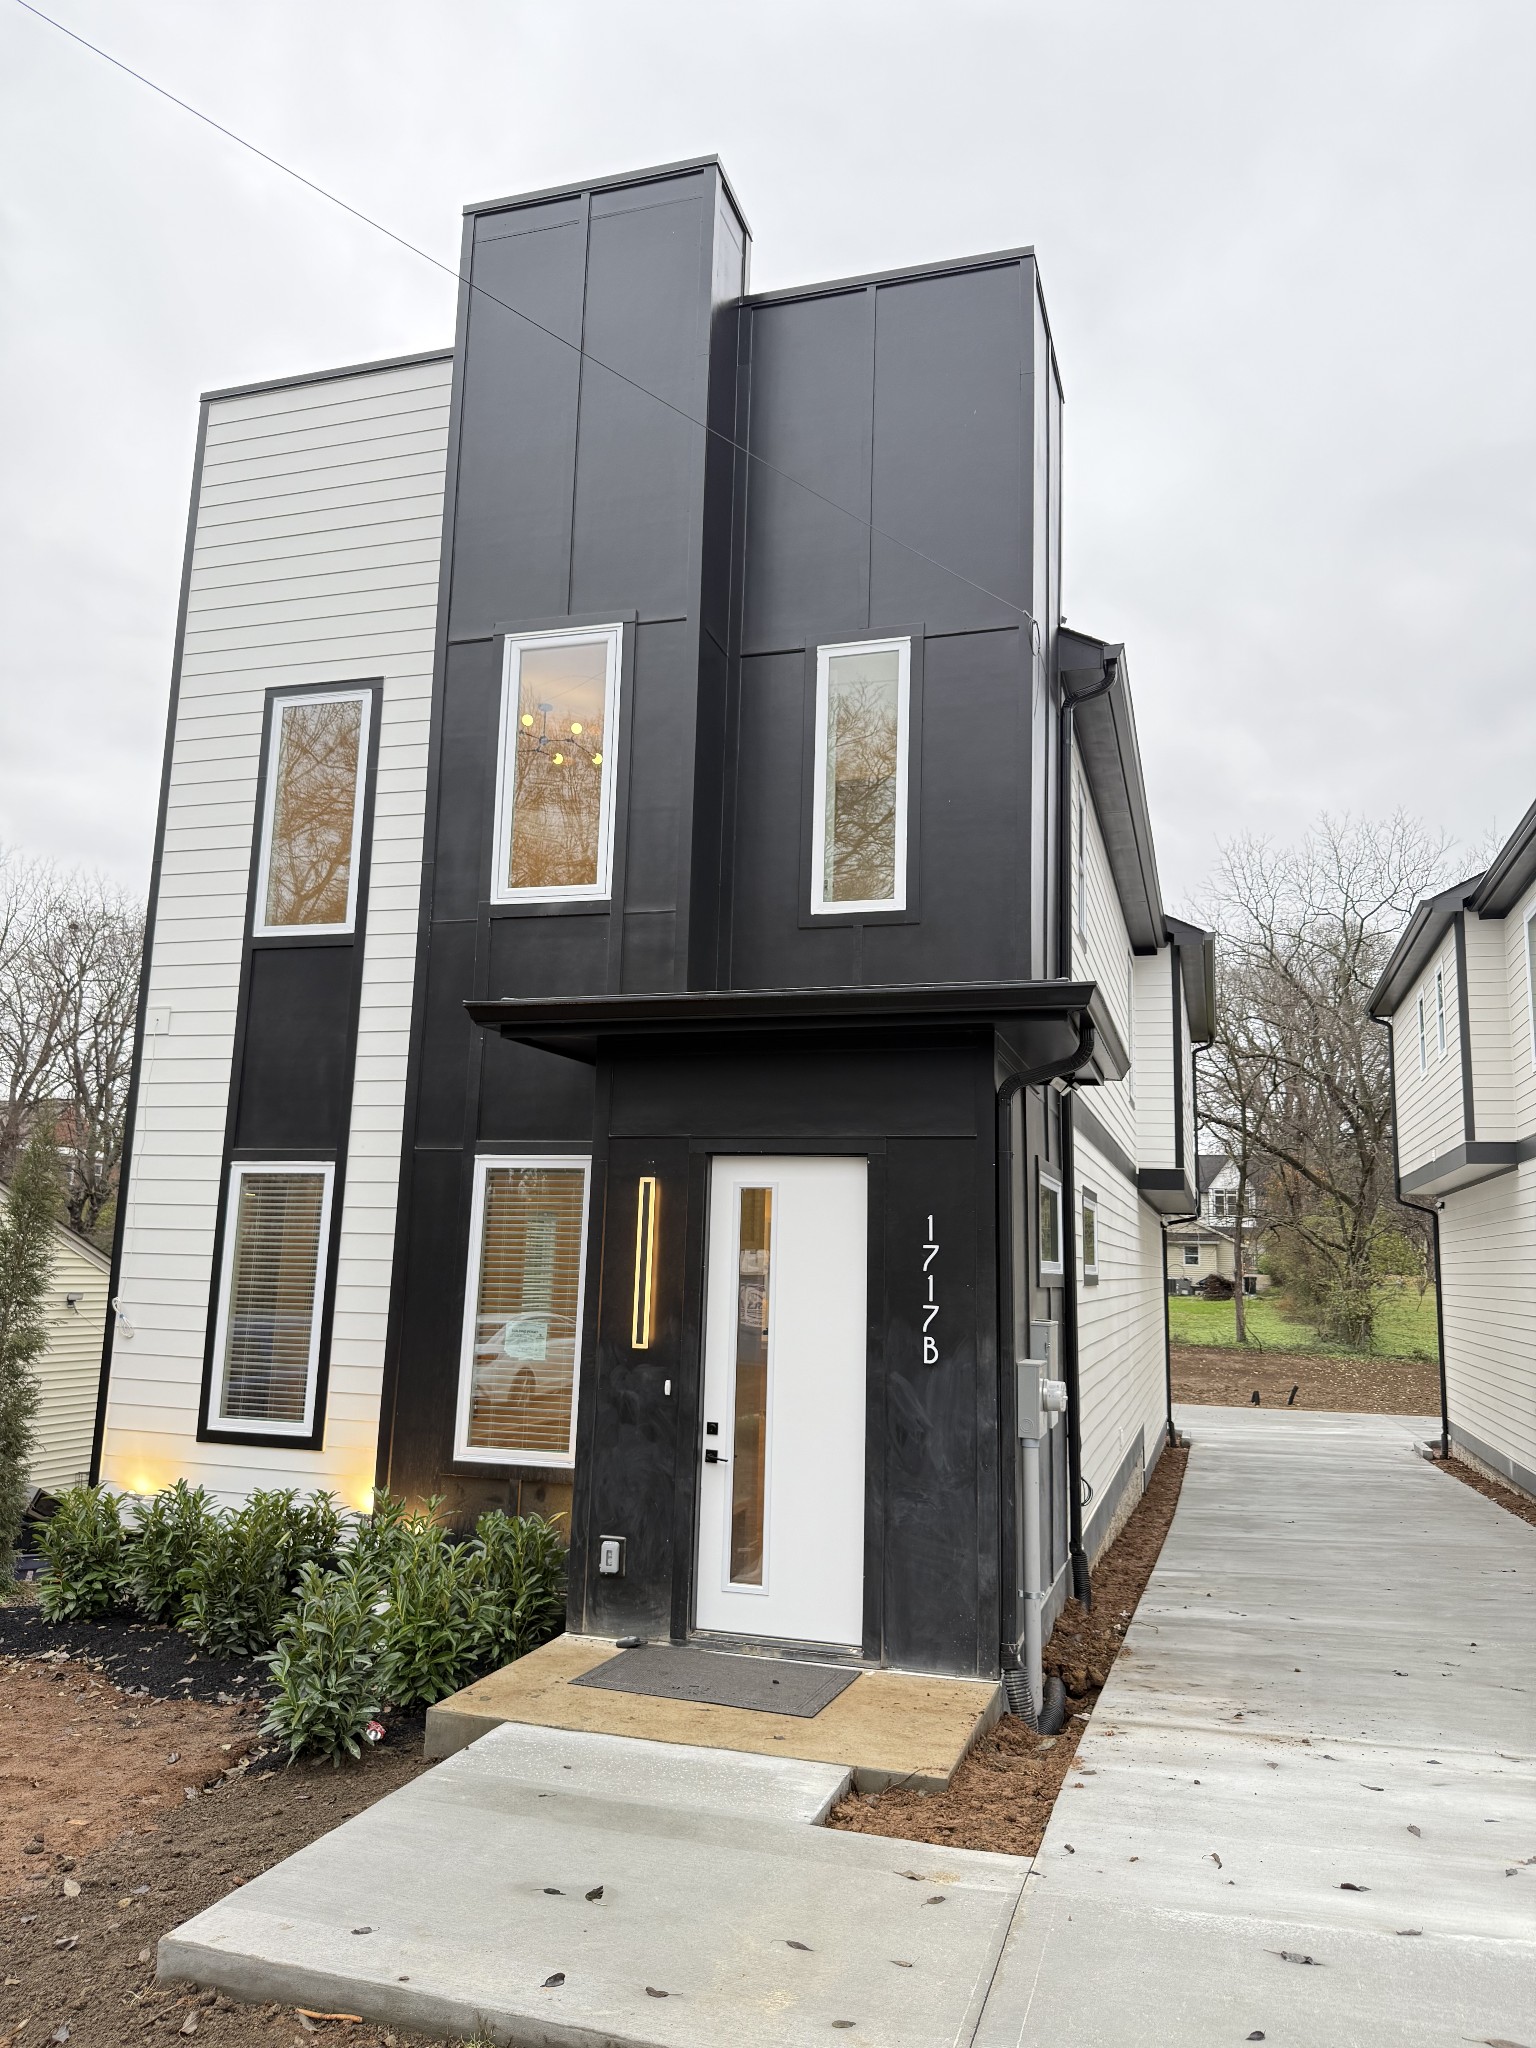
[{"left": 923, "top": 1214, "right": 939, "bottom": 1364}]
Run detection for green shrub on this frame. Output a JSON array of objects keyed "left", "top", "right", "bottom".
[
  {"left": 36, "top": 1486, "right": 126, "bottom": 1621},
  {"left": 263, "top": 1559, "right": 388, "bottom": 1763},
  {"left": 179, "top": 1488, "right": 341, "bottom": 1659},
  {"left": 473, "top": 1510, "right": 566, "bottom": 1664},
  {"left": 123, "top": 1479, "right": 217, "bottom": 1624},
  {"left": 347, "top": 1490, "right": 415, "bottom": 1579},
  {"left": 375, "top": 1510, "right": 501, "bottom": 1709}
]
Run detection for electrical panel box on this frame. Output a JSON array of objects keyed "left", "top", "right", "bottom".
[{"left": 597, "top": 1535, "right": 625, "bottom": 1577}]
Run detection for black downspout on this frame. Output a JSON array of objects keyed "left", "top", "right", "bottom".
[
  {"left": 1375, "top": 1016, "right": 1450, "bottom": 1458},
  {"left": 1053, "top": 655, "right": 1120, "bottom": 1611},
  {"left": 998, "top": 1015, "right": 1097, "bottom": 1673}
]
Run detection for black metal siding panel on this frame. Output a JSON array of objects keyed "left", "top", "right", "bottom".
[
  {"left": 232, "top": 946, "right": 358, "bottom": 1151},
  {"left": 869, "top": 264, "right": 1028, "bottom": 636}
]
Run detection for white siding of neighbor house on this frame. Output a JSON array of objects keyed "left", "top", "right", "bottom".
[
  {"left": 1462, "top": 913, "right": 1515, "bottom": 1141},
  {"left": 1502, "top": 878, "right": 1536, "bottom": 1140},
  {"left": 1070, "top": 774, "right": 1136, "bottom": 1160},
  {"left": 1390, "top": 939, "right": 1464, "bottom": 1175},
  {"left": 98, "top": 356, "right": 452, "bottom": 1509},
  {"left": 1073, "top": 1128, "right": 1167, "bottom": 1560},
  {"left": 1438, "top": 1159, "right": 1536, "bottom": 1489},
  {"left": 1133, "top": 951, "right": 1176, "bottom": 1172},
  {"left": 19, "top": 1213, "right": 111, "bottom": 1495}
]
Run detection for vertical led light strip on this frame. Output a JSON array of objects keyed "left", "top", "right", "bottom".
[{"left": 631, "top": 1175, "right": 659, "bottom": 1349}]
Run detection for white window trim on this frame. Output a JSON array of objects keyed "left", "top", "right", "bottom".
[
  {"left": 453, "top": 1152, "right": 592, "bottom": 1469},
  {"left": 1435, "top": 962, "right": 1447, "bottom": 1058},
  {"left": 1038, "top": 1169, "right": 1064, "bottom": 1279},
  {"left": 809, "top": 635, "right": 911, "bottom": 917},
  {"left": 1183, "top": 1243, "right": 1201, "bottom": 1266},
  {"left": 1080, "top": 1186, "right": 1099, "bottom": 1279},
  {"left": 491, "top": 625, "right": 623, "bottom": 905},
  {"left": 1416, "top": 993, "right": 1427, "bottom": 1075},
  {"left": 252, "top": 687, "right": 373, "bottom": 938},
  {"left": 209, "top": 1159, "right": 335, "bottom": 1437},
  {"left": 1526, "top": 903, "right": 1536, "bottom": 1068}
]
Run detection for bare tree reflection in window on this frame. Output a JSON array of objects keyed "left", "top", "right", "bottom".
[
  {"left": 823, "top": 649, "right": 900, "bottom": 904},
  {"left": 507, "top": 642, "right": 609, "bottom": 890},
  {"left": 264, "top": 698, "right": 363, "bottom": 927}
]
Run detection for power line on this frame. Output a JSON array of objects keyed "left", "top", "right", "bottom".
[{"left": 13, "top": 0, "right": 1041, "bottom": 643}]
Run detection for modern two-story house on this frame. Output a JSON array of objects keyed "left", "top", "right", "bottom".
[
  {"left": 1165, "top": 1152, "right": 1266, "bottom": 1294},
  {"left": 1371, "top": 799, "right": 1536, "bottom": 1501},
  {"left": 93, "top": 159, "right": 1213, "bottom": 1684}
]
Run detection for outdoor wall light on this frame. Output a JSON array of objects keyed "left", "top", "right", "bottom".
[{"left": 632, "top": 1175, "right": 659, "bottom": 1349}]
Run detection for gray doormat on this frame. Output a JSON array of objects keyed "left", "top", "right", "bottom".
[{"left": 571, "top": 1644, "right": 859, "bottom": 1718}]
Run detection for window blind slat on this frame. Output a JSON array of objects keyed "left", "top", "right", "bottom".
[
  {"left": 218, "top": 1170, "right": 326, "bottom": 1424},
  {"left": 466, "top": 1166, "right": 586, "bottom": 1458}
]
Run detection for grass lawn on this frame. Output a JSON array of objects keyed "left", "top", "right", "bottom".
[{"left": 1168, "top": 1284, "right": 1438, "bottom": 1360}]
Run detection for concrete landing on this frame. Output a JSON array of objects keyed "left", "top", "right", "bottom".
[
  {"left": 162, "top": 1721, "right": 1028, "bottom": 2047},
  {"left": 426, "top": 1633, "right": 1002, "bottom": 1792},
  {"left": 977, "top": 1408, "right": 1536, "bottom": 2047}
]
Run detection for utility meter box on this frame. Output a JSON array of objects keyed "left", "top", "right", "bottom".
[{"left": 1016, "top": 1358, "right": 1069, "bottom": 1440}]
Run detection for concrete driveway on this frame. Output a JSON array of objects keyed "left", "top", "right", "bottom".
[{"left": 978, "top": 1407, "right": 1536, "bottom": 2047}]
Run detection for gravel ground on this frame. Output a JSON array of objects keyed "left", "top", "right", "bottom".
[{"left": 827, "top": 1442, "right": 1188, "bottom": 1858}]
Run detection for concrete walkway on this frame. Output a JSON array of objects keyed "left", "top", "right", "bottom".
[{"left": 978, "top": 1407, "right": 1536, "bottom": 2047}]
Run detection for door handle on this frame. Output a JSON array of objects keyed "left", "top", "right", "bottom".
[{"left": 704, "top": 1448, "right": 729, "bottom": 1465}]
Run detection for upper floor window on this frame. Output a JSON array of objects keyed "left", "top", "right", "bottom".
[
  {"left": 255, "top": 689, "right": 371, "bottom": 935},
  {"left": 1435, "top": 963, "right": 1447, "bottom": 1057},
  {"left": 1080, "top": 1187, "right": 1099, "bottom": 1281},
  {"left": 810, "top": 637, "right": 910, "bottom": 915},
  {"left": 1074, "top": 784, "right": 1087, "bottom": 941},
  {"left": 493, "top": 626, "right": 621, "bottom": 902},
  {"left": 1527, "top": 906, "right": 1536, "bottom": 1067},
  {"left": 1416, "top": 993, "right": 1428, "bottom": 1074},
  {"left": 1125, "top": 956, "right": 1136, "bottom": 1106},
  {"left": 1038, "top": 1168, "right": 1064, "bottom": 1280}
]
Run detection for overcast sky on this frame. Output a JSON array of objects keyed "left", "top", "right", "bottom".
[{"left": 2, "top": 0, "right": 1532, "bottom": 913}]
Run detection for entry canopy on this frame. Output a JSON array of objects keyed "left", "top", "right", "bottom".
[{"left": 468, "top": 978, "right": 1129, "bottom": 1083}]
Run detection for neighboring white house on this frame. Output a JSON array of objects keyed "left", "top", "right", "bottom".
[
  {"left": 1370, "top": 799, "right": 1536, "bottom": 1501},
  {"left": 1165, "top": 1153, "right": 1268, "bottom": 1294},
  {"left": 0, "top": 1186, "right": 112, "bottom": 1496}
]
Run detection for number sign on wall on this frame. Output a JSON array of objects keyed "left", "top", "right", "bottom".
[{"left": 923, "top": 1213, "right": 939, "bottom": 1365}]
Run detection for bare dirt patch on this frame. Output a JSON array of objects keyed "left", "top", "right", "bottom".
[
  {"left": 1436, "top": 1453, "right": 1536, "bottom": 1531},
  {"left": 827, "top": 1442, "right": 1187, "bottom": 1858},
  {"left": 0, "top": 1644, "right": 449, "bottom": 2048},
  {"left": 1171, "top": 1345, "right": 1440, "bottom": 1414}
]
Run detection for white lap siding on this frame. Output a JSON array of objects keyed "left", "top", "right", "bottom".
[
  {"left": 1438, "top": 1161, "right": 1536, "bottom": 1494},
  {"left": 98, "top": 356, "right": 451, "bottom": 1508},
  {"left": 1073, "top": 1130, "right": 1168, "bottom": 1561},
  {"left": 1071, "top": 773, "right": 1136, "bottom": 1161},
  {"left": 1391, "top": 937, "right": 1464, "bottom": 1176}
]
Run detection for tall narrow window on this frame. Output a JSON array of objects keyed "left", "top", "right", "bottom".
[
  {"left": 1081, "top": 1188, "right": 1099, "bottom": 1282},
  {"left": 810, "top": 637, "right": 910, "bottom": 914},
  {"left": 729, "top": 1186, "right": 773, "bottom": 1587},
  {"left": 493, "top": 627, "right": 621, "bottom": 902},
  {"left": 1435, "top": 963, "right": 1447, "bottom": 1057},
  {"left": 1125, "top": 957, "right": 1136, "bottom": 1106},
  {"left": 1417, "top": 993, "right": 1428, "bottom": 1073},
  {"left": 457, "top": 1158, "right": 589, "bottom": 1466},
  {"left": 1038, "top": 1170, "right": 1064, "bottom": 1280},
  {"left": 1527, "top": 908, "right": 1536, "bottom": 1067},
  {"left": 210, "top": 1163, "right": 334, "bottom": 1433},
  {"left": 255, "top": 690, "right": 370, "bottom": 934}
]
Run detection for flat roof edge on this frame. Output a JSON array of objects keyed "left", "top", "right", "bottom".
[
  {"left": 465, "top": 155, "right": 752, "bottom": 239},
  {"left": 201, "top": 347, "right": 454, "bottom": 405},
  {"left": 745, "top": 246, "right": 1036, "bottom": 308}
]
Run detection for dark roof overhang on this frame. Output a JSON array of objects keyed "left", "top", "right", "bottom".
[
  {"left": 1367, "top": 875, "right": 1482, "bottom": 1020},
  {"left": 467, "top": 978, "right": 1129, "bottom": 1083},
  {"left": 1165, "top": 914, "right": 1217, "bottom": 1044},
  {"left": 1468, "top": 795, "right": 1536, "bottom": 918},
  {"left": 1060, "top": 629, "right": 1165, "bottom": 953}
]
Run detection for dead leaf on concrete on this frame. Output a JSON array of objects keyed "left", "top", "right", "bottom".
[
  {"left": 584, "top": 1886, "right": 603, "bottom": 1902},
  {"left": 1269, "top": 1950, "right": 1320, "bottom": 1965},
  {"left": 1408, "top": 1825, "right": 1422, "bottom": 1837},
  {"left": 786, "top": 1941, "right": 811, "bottom": 1951},
  {"left": 1396, "top": 1929, "right": 1422, "bottom": 1936},
  {"left": 1339, "top": 1883, "right": 1369, "bottom": 1892},
  {"left": 645, "top": 1987, "right": 669, "bottom": 1999},
  {"left": 540, "top": 1974, "right": 565, "bottom": 1989},
  {"left": 1210, "top": 1853, "right": 1223, "bottom": 1869}
]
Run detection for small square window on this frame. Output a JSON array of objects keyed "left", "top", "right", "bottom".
[
  {"left": 1183, "top": 1243, "right": 1201, "bottom": 1267},
  {"left": 1038, "top": 1170, "right": 1064, "bottom": 1280},
  {"left": 1081, "top": 1189, "right": 1099, "bottom": 1281},
  {"left": 493, "top": 627, "right": 622, "bottom": 902}
]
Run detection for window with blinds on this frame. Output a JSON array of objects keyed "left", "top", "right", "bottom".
[
  {"left": 256, "top": 689, "right": 370, "bottom": 933},
  {"left": 458, "top": 1159, "right": 589, "bottom": 1465},
  {"left": 493, "top": 628, "right": 621, "bottom": 902},
  {"left": 212, "top": 1164, "right": 333, "bottom": 1431}
]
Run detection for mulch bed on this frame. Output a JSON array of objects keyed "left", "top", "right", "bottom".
[
  {"left": 1437, "top": 1453, "right": 1536, "bottom": 1531},
  {"left": 0, "top": 1611, "right": 448, "bottom": 2048},
  {"left": 1171, "top": 1344, "right": 1441, "bottom": 1414},
  {"left": 826, "top": 1442, "right": 1188, "bottom": 1858}
]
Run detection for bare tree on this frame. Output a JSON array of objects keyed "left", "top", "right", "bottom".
[
  {"left": 0, "top": 849, "right": 144, "bottom": 1244},
  {"left": 1198, "top": 954, "right": 1270, "bottom": 1345},
  {"left": 1197, "top": 813, "right": 1452, "bottom": 1349}
]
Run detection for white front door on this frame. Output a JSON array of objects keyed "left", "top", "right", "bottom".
[{"left": 694, "top": 1156, "right": 867, "bottom": 1647}]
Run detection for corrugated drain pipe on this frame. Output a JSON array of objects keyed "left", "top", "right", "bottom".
[{"left": 997, "top": 1014, "right": 1097, "bottom": 1729}]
